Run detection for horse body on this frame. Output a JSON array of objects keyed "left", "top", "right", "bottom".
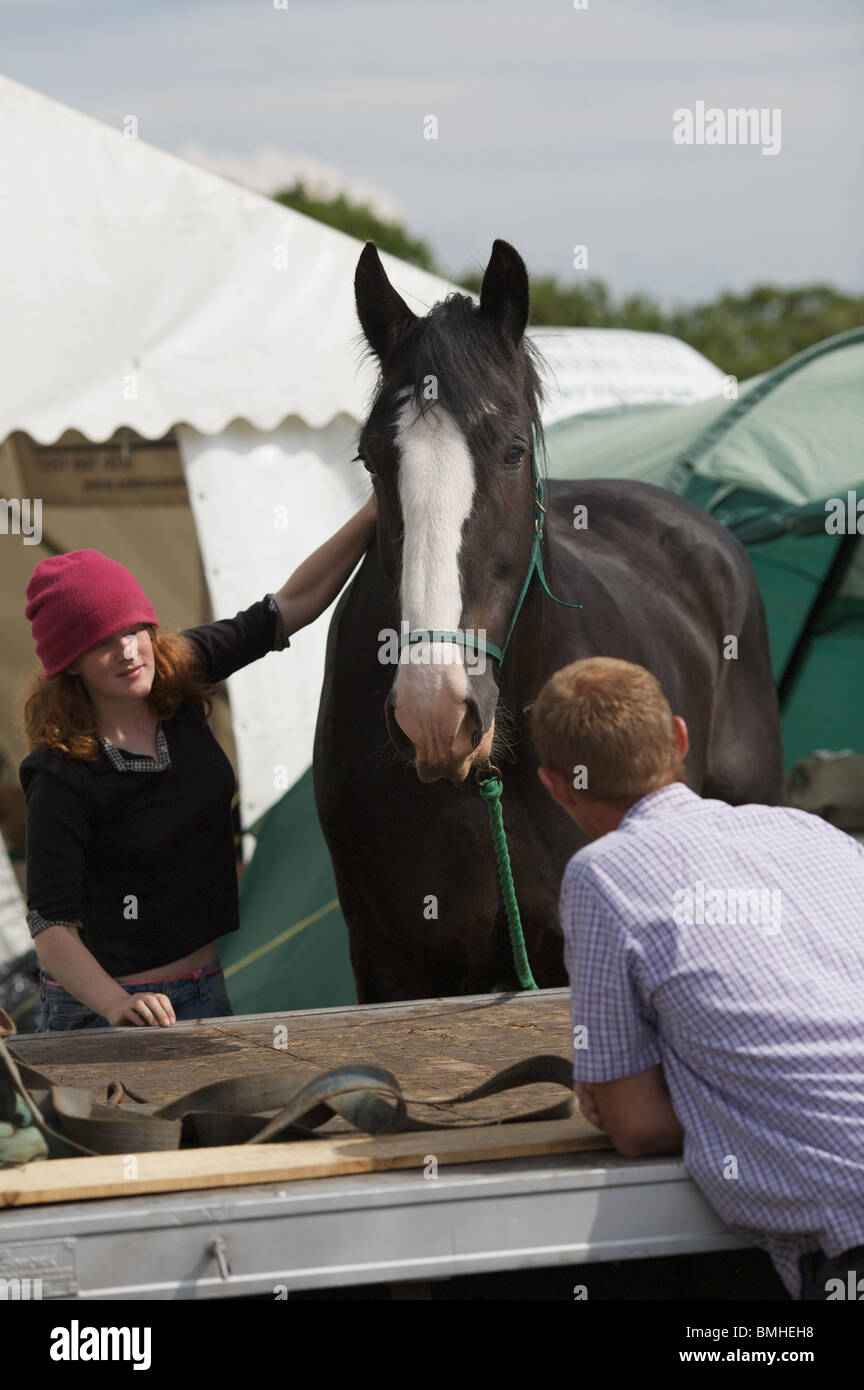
[{"left": 313, "top": 241, "right": 784, "bottom": 1004}]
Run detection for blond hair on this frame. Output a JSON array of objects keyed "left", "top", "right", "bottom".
[{"left": 530, "top": 657, "right": 684, "bottom": 803}]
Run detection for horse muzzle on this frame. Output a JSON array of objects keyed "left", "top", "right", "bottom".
[{"left": 385, "top": 673, "right": 497, "bottom": 784}]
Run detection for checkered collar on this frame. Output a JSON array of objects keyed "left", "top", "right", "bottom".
[
  {"left": 619, "top": 779, "right": 698, "bottom": 828},
  {"left": 97, "top": 721, "right": 171, "bottom": 773}
]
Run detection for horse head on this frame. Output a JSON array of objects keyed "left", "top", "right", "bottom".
[{"left": 354, "top": 238, "right": 544, "bottom": 784}]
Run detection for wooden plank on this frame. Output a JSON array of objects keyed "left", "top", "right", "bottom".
[{"left": 0, "top": 1117, "right": 611, "bottom": 1208}]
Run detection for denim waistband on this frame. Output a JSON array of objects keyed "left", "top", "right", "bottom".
[{"left": 43, "top": 961, "right": 223, "bottom": 988}]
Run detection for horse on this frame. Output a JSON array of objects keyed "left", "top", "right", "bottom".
[{"left": 313, "top": 239, "right": 784, "bottom": 1004}]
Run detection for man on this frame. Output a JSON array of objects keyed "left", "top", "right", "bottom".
[{"left": 531, "top": 656, "right": 864, "bottom": 1301}]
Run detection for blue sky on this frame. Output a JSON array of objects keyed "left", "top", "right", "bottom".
[{"left": 2, "top": 0, "right": 862, "bottom": 305}]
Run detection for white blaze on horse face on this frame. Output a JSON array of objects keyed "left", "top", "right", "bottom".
[
  {"left": 396, "top": 397, "right": 474, "bottom": 629},
  {"left": 393, "top": 396, "right": 476, "bottom": 773}
]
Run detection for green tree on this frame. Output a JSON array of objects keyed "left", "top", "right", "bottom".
[
  {"left": 669, "top": 285, "right": 864, "bottom": 379},
  {"left": 273, "top": 185, "right": 864, "bottom": 377},
  {"left": 461, "top": 270, "right": 864, "bottom": 377}
]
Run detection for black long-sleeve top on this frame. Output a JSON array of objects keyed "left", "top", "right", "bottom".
[{"left": 19, "top": 595, "right": 289, "bottom": 977}]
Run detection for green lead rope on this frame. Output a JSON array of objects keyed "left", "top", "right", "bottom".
[{"left": 477, "top": 773, "right": 539, "bottom": 992}]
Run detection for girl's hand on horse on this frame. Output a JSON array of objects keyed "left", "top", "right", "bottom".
[{"left": 106, "top": 992, "right": 176, "bottom": 1028}]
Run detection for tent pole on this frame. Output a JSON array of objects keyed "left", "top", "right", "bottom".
[{"left": 777, "top": 531, "right": 860, "bottom": 711}]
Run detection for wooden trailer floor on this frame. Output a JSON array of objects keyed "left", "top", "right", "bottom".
[{"left": 9, "top": 986, "right": 588, "bottom": 1129}]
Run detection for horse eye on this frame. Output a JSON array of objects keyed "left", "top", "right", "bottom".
[
  {"left": 507, "top": 445, "right": 527, "bottom": 468},
  {"left": 353, "top": 450, "right": 377, "bottom": 479}
]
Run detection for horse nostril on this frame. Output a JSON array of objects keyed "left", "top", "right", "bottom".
[{"left": 464, "top": 693, "right": 485, "bottom": 750}]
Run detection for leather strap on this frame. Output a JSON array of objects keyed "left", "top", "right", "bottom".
[{"left": 1, "top": 1032, "right": 575, "bottom": 1159}]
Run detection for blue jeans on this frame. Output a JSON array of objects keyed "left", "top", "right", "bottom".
[{"left": 38, "top": 961, "right": 234, "bottom": 1032}]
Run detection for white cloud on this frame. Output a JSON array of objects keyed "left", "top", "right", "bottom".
[{"left": 176, "top": 142, "right": 407, "bottom": 222}]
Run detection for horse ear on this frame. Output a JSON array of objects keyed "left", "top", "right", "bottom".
[
  {"left": 479, "top": 239, "right": 530, "bottom": 345},
  {"left": 354, "top": 242, "right": 417, "bottom": 370}
]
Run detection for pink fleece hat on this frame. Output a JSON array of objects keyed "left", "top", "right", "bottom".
[{"left": 25, "top": 550, "right": 159, "bottom": 678}]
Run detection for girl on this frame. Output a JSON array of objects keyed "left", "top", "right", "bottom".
[{"left": 19, "top": 497, "right": 376, "bottom": 1031}]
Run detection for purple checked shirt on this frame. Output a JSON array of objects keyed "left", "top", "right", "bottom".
[{"left": 560, "top": 780, "right": 864, "bottom": 1298}]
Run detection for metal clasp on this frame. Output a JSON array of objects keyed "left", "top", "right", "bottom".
[
  {"left": 474, "top": 761, "right": 502, "bottom": 787},
  {"left": 208, "top": 1236, "right": 231, "bottom": 1280}
]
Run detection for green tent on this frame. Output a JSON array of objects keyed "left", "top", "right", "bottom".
[
  {"left": 223, "top": 328, "right": 864, "bottom": 1014},
  {"left": 545, "top": 326, "right": 864, "bottom": 767},
  {"left": 219, "top": 767, "right": 356, "bottom": 1012}
]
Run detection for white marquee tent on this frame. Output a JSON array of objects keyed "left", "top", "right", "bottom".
[{"left": 0, "top": 76, "right": 725, "bottom": 959}]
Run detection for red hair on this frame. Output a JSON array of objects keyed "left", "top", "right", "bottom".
[{"left": 22, "top": 626, "right": 215, "bottom": 760}]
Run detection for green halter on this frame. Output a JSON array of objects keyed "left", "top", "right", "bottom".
[{"left": 397, "top": 431, "right": 582, "bottom": 667}]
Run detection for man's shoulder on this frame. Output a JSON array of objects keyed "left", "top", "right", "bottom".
[
  {"left": 677, "top": 792, "right": 864, "bottom": 859},
  {"left": 763, "top": 803, "right": 864, "bottom": 860},
  {"left": 563, "top": 787, "right": 864, "bottom": 886},
  {"left": 620, "top": 782, "right": 850, "bottom": 841}
]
